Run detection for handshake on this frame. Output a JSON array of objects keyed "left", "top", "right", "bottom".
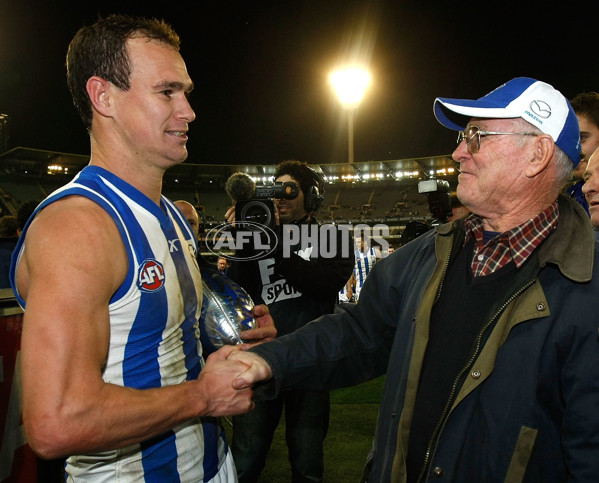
[{"left": 197, "top": 304, "right": 276, "bottom": 417}]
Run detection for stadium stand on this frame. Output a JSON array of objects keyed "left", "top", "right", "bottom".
[{"left": 0, "top": 147, "right": 459, "bottom": 247}]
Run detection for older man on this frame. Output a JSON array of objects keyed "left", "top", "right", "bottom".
[
  {"left": 227, "top": 78, "right": 599, "bottom": 481},
  {"left": 582, "top": 148, "right": 599, "bottom": 228},
  {"left": 174, "top": 200, "right": 201, "bottom": 239}
]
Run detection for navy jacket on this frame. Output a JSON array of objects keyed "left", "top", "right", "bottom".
[{"left": 252, "top": 195, "right": 599, "bottom": 482}]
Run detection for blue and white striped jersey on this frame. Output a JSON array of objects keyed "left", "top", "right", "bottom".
[
  {"left": 11, "top": 165, "right": 234, "bottom": 482},
  {"left": 353, "top": 247, "right": 378, "bottom": 301}
]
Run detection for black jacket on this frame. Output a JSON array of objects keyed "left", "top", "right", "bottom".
[{"left": 229, "top": 218, "right": 354, "bottom": 336}]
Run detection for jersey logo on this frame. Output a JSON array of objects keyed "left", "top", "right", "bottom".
[
  {"left": 138, "top": 259, "right": 165, "bottom": 292},
  {"left": 168, "top": 238, "right": 181, "bottom": 252}
]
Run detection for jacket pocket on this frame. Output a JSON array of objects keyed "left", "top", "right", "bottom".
[{"left": 504, "top": 425, "right": 538, "bottom": 482}]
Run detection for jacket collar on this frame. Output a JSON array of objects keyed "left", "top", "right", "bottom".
[
  {"left": 537, "top": 194, "right": 594, "bottom": 283},
  {"left": 436, "top": 194, "right": 595, "bottom": 283}
]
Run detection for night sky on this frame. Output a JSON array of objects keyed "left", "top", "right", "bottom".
[{"left": 0, "top": 0, "right": 596, "bottom": 165}]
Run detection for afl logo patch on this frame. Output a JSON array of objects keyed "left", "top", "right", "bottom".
[{"left": 138, "top": 259, "right": 165, "bottom": 292}]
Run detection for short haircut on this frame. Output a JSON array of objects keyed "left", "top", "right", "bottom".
[
  {"left": 66, "top": 14, "right": 180, "bottom": 131},
  {"left": 570, "top": 92, "right": 599, "bottom": 129},
  {"left": 274, "top": 160, "right": 316, "bottom": 197}
]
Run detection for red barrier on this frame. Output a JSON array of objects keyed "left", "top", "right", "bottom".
[{"left": 0, "top": 302, "right": 37, "bottom": 482}]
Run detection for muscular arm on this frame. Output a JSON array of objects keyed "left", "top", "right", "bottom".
[{"left": 17, "top": 197, "right": 252, "bottom": 459}]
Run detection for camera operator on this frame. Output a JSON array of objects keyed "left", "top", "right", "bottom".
[
  {"left": 418, "top": 178, "right": 454, "bottom": 225},
  {"left": 401, "top": 179, "right": 455, "bottom": 246},
  {"left": 224, "top": 160, "right": 354, "bottom": 482}
]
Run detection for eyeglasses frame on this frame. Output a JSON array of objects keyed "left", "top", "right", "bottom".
[{"left": 457, "top": 126, "right": 539, "bottom": 154}]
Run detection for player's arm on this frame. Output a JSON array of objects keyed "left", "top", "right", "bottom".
[{"left": 17, "top": 197, "right": 253, "bottom": 460}]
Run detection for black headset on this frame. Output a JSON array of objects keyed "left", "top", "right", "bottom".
[{"left": 304, "top": 167, "right": 325, "bottom": 213}]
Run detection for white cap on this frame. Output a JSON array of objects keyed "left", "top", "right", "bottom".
[{"left": 434, "top": 77, "right": 581, "bottom": 166}]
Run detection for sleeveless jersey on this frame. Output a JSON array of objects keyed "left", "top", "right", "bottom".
[
  {"left": 10, "top": 165, "right": 233, "bottom": 482},
  {"left": 353, "top": 247, "right": 377, "bottom": 300},
  {"left": 338, "top": 283, "right": 351, "bottom": 303}
]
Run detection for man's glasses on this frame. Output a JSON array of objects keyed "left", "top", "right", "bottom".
[{"left": 457, "top": 125, "right": 539, "bottom": 154}]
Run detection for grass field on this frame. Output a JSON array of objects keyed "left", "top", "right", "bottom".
[{"left": 224, "top": 376, "right": 385, "bottom": 482}]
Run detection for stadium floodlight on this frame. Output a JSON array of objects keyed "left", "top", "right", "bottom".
[{"left": 330, "top": 68, "right": 370, "bottom": 164}]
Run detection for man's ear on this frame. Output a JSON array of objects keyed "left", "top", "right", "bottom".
[
  {"left": 86, "top": 76, "right": 113, "bottom": 118},
  {"left": 525, "top": 135, "right": 555, "bottom": 178}
]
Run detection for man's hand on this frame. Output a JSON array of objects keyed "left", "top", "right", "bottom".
[
  {"left": 196, "top": 348, "right": 255, "bottom": 415},
  {"left": 225, "top": 206, "right": 235, "bottom": 225},
  {"left": 240, "top": 304, "right": 276, "bottom": 348},
  {"left": 222, "top": 348, "right": 274, "bottom": 390}
]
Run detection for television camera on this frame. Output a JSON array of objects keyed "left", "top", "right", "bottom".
[{"left": 225, "top": 172, "right": 299, "bottom": 229}]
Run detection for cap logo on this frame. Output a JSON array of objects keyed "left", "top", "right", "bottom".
[{"left": 529, "top": 100, "right": 551, "bottom": 119}]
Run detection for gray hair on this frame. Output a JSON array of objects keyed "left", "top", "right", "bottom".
[{"left": 513, "top": 120, "right": 573, "bottom": 187}]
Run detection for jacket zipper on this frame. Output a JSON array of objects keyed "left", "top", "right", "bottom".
[
  {"left": 416, "top": 279, "right": 536, "bottom": 482},
  {"left": 432, "top": 254, "right": 451, "bottom": 306}
]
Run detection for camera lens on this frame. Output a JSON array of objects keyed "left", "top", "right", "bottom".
[{"left": 239, "top": 200, "right": 272, "bottom": 226}]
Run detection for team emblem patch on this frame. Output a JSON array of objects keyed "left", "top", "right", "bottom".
[{"left": 138, "top": 259, "right": 165, "bottom": 292}]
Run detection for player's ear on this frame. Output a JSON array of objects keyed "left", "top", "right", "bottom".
[{"left": 86, "top": 76, "right": 114, "bottom": 119}]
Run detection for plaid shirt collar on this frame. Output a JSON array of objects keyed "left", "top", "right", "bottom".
[{"left": 463, "top": 201, "right": 559, "bottom": 276}]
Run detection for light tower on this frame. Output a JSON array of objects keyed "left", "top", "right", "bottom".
[{"left": 330, "top": 69, "right": 370, "bottom": 163}]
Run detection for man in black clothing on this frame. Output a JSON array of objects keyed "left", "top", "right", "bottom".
[{"left": 227, "top": 160, "right": 354, "bottom": 482}]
